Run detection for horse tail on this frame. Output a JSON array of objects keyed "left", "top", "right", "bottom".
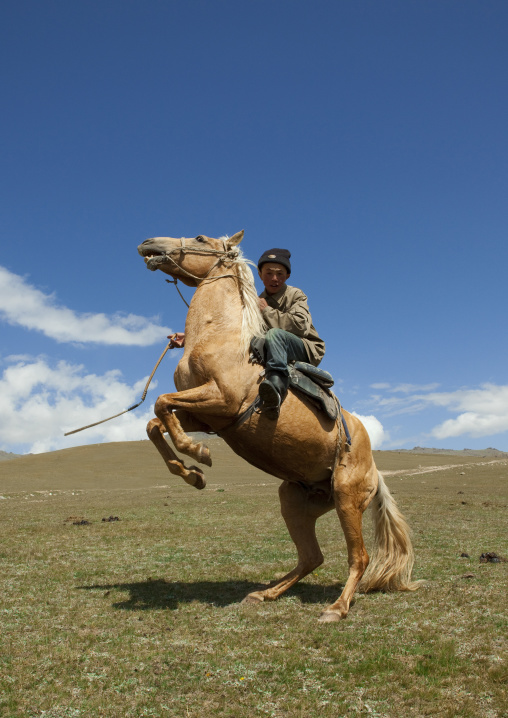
[{"left": 359, "top": 471, "right": 420, "bottom": 593}]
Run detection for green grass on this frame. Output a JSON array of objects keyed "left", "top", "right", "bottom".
[{"left": 0, "top": 441, "right": 506, "bottom": 717}]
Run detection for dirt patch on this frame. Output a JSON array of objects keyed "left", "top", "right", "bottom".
[{"left": 382, "top": 459, "right": 508, "bottom": 478}]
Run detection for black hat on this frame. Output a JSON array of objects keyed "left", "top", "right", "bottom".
[{"left": 257, "top": 248, "right": 291, "bottom": 274}]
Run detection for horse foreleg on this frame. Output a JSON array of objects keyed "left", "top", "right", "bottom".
[
  {"left": 153, "top": 382, "right": 232, "bottom": 467},
  {"left": 146, "top": 418, "right": 206, "bottom": 490},
  {"left": 243, "top": 480, "right": 334, "bottom": 604},
  {"left": 318, "top": 462, "right": 378, "bottom": 622},
  {"left": 162, "top": 411, "right": 212, "bottom": 467},
  {"left": 148, "top": 382, "right": 237, "bottom": 487}
]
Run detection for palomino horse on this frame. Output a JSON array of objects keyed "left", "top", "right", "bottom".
[{"left": 137, "top": 231, "right": 418, "bottom": 621}]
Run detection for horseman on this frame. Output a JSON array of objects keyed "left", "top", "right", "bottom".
[{"left": 257, "top": 248, "right": 325, "bottom": 419}]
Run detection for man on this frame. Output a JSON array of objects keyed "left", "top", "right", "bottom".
[{"left": 257, "top": 248, "right": 325, "bottom": 419}]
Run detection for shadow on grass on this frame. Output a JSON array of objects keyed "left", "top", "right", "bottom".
[{"left": 77, "top": 578, "right": 345, "bottom": 611}]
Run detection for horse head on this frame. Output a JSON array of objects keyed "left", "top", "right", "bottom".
[{"left": 137, "top": 231, "right": 244, "bottom": 286}]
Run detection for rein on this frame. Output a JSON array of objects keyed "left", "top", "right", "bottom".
[{"left": 165, "top": 278, "right": 190, "bottom": 308}]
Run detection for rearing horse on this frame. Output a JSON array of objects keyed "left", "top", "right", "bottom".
[{"left": 137, "top": 231, "right": 418, "bottom": 622}]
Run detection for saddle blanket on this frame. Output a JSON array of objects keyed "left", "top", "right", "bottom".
[{"left": 288, "top": 362, "right": 338, "bottom": 421}]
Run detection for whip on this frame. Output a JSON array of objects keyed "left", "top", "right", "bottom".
[{"left": 64, "top": 339, "right": 173, "bottom": 436}]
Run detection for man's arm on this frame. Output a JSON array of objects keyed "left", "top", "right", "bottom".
[{"left": 261, "top": 289, "right": 312, "bottom": 337}]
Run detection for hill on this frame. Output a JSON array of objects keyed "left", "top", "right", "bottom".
[
  {"left": 0, "top": 449, "right": 24, "bottom": 462},
  {"left": 0, "top": 438, "right": 506, "bottom": 493}
]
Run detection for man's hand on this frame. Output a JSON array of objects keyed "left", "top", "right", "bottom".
[
  {"left": 168, "top": 333, "right": 185, "bottom": 348},
  {"left": 258, "top": 297, "right": 268, "bottom": 311}
]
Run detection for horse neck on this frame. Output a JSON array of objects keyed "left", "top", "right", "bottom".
[{"left": 185, "top": 266, "right": 244, "bottom": 342}]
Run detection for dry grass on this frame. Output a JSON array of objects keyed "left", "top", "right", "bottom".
[{"left": 0, "top": 440, "right": 506, "bottom": 717}]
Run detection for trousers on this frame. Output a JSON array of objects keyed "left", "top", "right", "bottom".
[{"left": 264, "top": 328, "right": 309, "bottom": 376}]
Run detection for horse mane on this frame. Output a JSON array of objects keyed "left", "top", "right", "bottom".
[{"left": 220, "top": 238, "right": 267, "bottom": 354}]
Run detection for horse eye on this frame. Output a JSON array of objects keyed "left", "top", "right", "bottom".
[{"left": 195, "top": 235, "right": 205, "bottom": 243}]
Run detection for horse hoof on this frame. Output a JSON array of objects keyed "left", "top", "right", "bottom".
[
  {"left": 198, "top": 444, "right": 212, "bottom": 467},
  {"left": 241, "top": 592, "right": 264, "bottom": 605},
  {"left": 187, "top": 467, "right": 206, "bottom": 490},
  {"left": 318, "top": 610, "right": 344, "bottom": 623}
]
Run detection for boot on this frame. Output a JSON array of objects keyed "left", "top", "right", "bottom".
[{"left": 259, "top": 372, "right": 289, "bottom": 420}]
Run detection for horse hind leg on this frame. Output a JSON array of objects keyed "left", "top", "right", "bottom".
[
  {"left": 243, "top": 480, "right": 334, "bottom": 604},
  {"left": 146, "top": 418, "right": 206, "bottom": 490},
  {"left": 318, "top": 462, "right": 377, "bottom": 622}
]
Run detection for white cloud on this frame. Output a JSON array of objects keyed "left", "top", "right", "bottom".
[
  {"left": 364, "top": 381, "right": 508, "bottom": 443},
  {"left": 0, "top": 265, "right": 171, "bottom": 345},
  {"left": 370, "top": 382, "right": 440, "bottom": 394},
  {"left": 0, "top": 356, "right": 158, "bottom": 453},
  {"left": 351, "top": 412, "right": 387, "bottom": 449},
  {"left": 428, "top": 384, "right": 508, "bottom": 439}
]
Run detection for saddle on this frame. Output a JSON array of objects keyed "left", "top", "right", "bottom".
[{"left": 250, "top": 337, "right": 338, "bottom": 421}]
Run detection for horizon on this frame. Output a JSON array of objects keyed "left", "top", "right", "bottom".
[{"left": 2, "top": 440, "right": 508, "bottom": 460}]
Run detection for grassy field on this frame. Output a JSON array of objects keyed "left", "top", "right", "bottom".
[{"left": 0, "top": 439, "right": 506, "bottom": 718}]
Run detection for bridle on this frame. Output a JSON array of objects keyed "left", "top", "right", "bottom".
[
  {"left": 156, "top": 237, "right": 240, "bottom": 283},
  {"left": 157, "top": 237, "right": 253, "bottom": 308}
]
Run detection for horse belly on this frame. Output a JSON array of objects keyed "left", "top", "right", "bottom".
[{"left": 222, "top": 399, "right": 337, "bottom": 484}]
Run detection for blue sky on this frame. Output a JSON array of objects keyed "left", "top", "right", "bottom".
[{"left": 1, "top": 0, "right": 507, "bottom": 454}]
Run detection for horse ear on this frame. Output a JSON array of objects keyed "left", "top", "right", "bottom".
[{"left": 227, "top": 230, "right": 244, "bottom": 247}]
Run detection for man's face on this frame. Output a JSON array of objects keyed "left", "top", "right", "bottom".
[{"left": 259, "top": 263, "right": 289, "bottom": 295}]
